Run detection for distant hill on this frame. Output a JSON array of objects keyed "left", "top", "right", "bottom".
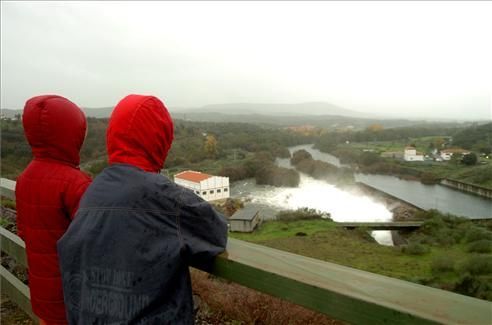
[
  {"left": 2, "top": 102, "right": 484, "bottom": 130},
  {"left": 173, "top": 111, "right": 466, "bottom": 130},
  {"left": 2, "top": 102, "right": 368, "bottom": 119},
  {"left": 186, "top": 102, "right": 372, "bottom": 118}
]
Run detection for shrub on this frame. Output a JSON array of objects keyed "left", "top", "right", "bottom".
[
  {"left": 358, "top": 151, "right": 381, "bottom": 166},
  {"left": 462, "top": 153, "right": 478, "bottom": 166},
  {"left": 461, "top": 256, "right": 492, "bottom": 275},
  {"left": 295, "top": 159, "right": 315, "bottom": 174},
  {"left": 434, "top": 229, "right": 457, "bottom": 246},
  {"left": 1, "top": 198, "right": 16, "bottom": 209},
  {"left": 213, "top": 198, "right": 244, "bottom": 217},
  {"left": 465, "top": 227, "right": 492, "bottom": 243},
  {"left": 332, "top": 147, "right": 360, "bottom": 164},
  {"left": 218, "top": 165, "right": 250, "bottom": 182},
  {"left": 0, "top": 217, "right": 12, "bottom": 228},
  {"left": 354, "top": 227, "right": 376, "bottom": 242},
  {"left": 468, "top": 240, "right": 492, "bottom": 254},
  {"left": 272, "top": 146, "right": 291, "bottom": 158},
  {"left": 454, "top": 274, "right": 492, "bottom": 300},
  {"left": 402, "top": 242, "right": 430, "bottom": 255},
  {"left": 420, "top": 217, "right": 447, "bottom": 236},
  {"left": 431, "top": 256, "right": 455, "bottom": 274},
  {"left": 255, "top": 165, "right": 300, "bottom": 187},
  {"left": 310, "top": 160, "right": 338, "bottom": 180},
  {"left": 276, "top": 208, "right": 331, "bottom": 222},
  {"left": 420, "top": 172, "right": 439, "bottom": 185},
  {"left": 290, "top": 149, "right": 312, "bottom": 165},
  {"left": 409, "top": 233, "right": 437, "bottom": 246}
]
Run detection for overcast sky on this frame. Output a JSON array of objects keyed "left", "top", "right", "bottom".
[{"left": 1, "top": 1, "right": 491, "bottom": 120}]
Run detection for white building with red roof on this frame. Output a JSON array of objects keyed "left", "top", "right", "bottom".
[{"left": 174, "top": 170, "right": 230, "bottom": 201}]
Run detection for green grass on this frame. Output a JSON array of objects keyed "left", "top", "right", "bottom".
[
  {"left": 231, "top": 219, "right": 335, "bottom": 242},
  {"left": 230, "top": 219, "right": 436, "bottom": 279}
]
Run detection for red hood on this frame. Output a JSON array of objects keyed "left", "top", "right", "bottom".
[
  {"left": 107, "top": 95, "right": 174, "bottom": 173},
  {"left": 22, "top": 95, "right": 87, "bottom": 166}
]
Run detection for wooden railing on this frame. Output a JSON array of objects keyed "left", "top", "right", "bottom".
[
  {"left": 1, "top": 178, "right": 491, "bottom": 324},
  {"left": 0, "top": 178, "right": 37, "bottom": 321}
]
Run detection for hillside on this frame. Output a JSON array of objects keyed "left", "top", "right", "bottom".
[
  {"left": 188, "top": 102, "right": 368, "bottom": 117},
  {"left": 453, "top": 122, "right": 492, "bottom": 153},
  {"left": 4, "top": 102, "right": 486, "bottom": 130}
]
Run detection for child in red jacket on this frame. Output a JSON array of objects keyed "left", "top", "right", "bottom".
[{"left": 15, "top": 95, "right": 91, "bottom": 324}]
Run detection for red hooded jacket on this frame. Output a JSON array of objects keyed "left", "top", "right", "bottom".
[
  {"left": 57, "top": 95, "right": 227, "bottom": 324},
  {"left": 15, "top": 95, "right": 91, "bottom": 323},
  {"left": 107, "top": 94, "right": 174, "bottom": 171}
]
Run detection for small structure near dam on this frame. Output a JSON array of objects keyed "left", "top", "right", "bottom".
[{"left": 229, "top": 206, "right": 262, "bottom": 232}]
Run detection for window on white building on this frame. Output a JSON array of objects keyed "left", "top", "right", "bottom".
[
  {"left": 202, "top": 191, "right": 206, "bottom": 195},
  {"left": 217, "top": 189, "right": 221, "bottom": 193},
  {"left": 224, "top": 188, "right": 228, "bottom": 192},
  {"left": 210, "top": 190, "right": 214, "bottom": 194}
]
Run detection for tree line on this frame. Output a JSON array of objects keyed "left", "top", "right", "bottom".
[{"left": 1, "top": 118, "right": 311, "bottom": 183}]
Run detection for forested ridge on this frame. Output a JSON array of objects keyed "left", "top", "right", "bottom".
[
  {"left": 1, "top": 118, "right": 312, "bottom": 183},
  {"left": 2, "top": 119, "right": 491, "bottom": 188}
]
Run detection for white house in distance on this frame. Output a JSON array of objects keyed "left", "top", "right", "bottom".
[
  {"left": 403, "top": 147, "right": 424, "bottom": 161},
  {"left": 174, "top": 170, "right": 230, "bottom": 201},
  {"left": 440, "top": 148, "right": 471, "bottom": 161}
]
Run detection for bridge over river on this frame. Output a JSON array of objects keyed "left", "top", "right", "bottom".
[{"left": 336, "top": 218, "right": 491, "bottom": 231}]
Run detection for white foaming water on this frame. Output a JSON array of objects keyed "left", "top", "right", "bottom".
[{"left": 236, "top": 174, "right": 394, "bottom": 245}]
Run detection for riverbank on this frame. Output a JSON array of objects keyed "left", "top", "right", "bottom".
[{"left": 315, "top": 140, "right": 492, "bottom": 191}]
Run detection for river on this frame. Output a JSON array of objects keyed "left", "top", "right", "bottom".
[
  {"left": 231, "top": 144, "right": 492, "bottom": 246},
  {"left": 291, "top": 144, "right": 491, "bottom": 219},
  {"left": 232, "top": 147, "right": 395, "bottom": 245}
]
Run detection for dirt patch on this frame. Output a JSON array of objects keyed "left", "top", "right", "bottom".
[
  {"left": 1, "top": 295, "right": 34, "bottom": 325},
  {"left": 191, "top": 269, "right": 344, "bottom": 325}
]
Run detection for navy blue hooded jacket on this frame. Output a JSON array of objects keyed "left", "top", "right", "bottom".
[{"left": 57, "top": 95, "right": 228, "bottom": 324}]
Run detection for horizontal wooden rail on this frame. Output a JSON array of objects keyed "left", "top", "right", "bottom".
[
  {"left": 0, "top": 226, "right": 27, "bottom": 267},
  {"left": 336, "top": 221, "right": 423, "bottom": 230},
  {"left": 1, "top": 177, "right": 16, "bottom": 200},
  {"left": 1, "top": 178, "right": 491, "bottom": 324}
]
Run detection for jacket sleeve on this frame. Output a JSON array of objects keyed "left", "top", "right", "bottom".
[
  {"left": 177, "top": 188, "right": 228, "bottom": 269},
  {"left": 63, "top": 173, "right": 91, "bottom": 220}
]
